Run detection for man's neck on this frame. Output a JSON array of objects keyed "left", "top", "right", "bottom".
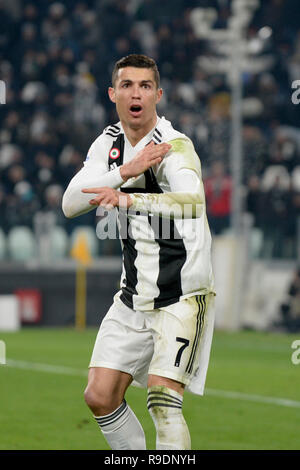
[{"left": 122, "top": 116, "right": 159, "bottom": 147}]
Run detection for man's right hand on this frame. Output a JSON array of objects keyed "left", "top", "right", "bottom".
[{"left": 120, "top": 141, "right": 172, "bottom": 182}]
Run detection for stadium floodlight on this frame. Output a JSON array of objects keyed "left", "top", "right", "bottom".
[{"left": 190, "top": 0, "right": 272, "bottom": 236}]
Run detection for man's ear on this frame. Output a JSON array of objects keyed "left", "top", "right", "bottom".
[
  {"left": 108, "top": 87, "right": 116, "bottom": 103},
  {"left": 156, "top": 88, "right": 163, "bottom": 104}
]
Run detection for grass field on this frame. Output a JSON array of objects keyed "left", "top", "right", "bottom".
[{"left": 0, "top": 327, "right": 299, "bottom": 450}]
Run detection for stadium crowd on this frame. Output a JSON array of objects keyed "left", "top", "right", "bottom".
[{"left": 0, "top": 0, "right": 300, "bottom": 259}]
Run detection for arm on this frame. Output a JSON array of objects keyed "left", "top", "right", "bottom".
[
  {"left": 81, "top": 138, "right": 204, "bottom": 219},
  {"left": 62, "top": 163, "right": 124, "bottom": 218},
  {"left": 130, "top": 169, "right": 204, "bottom": 219},
  {"left": 62, "top": 136, "right": 125, "bottom": 218},
  {"left": 130, "top": 138, "right": 205, "bottom": 219},
  {"left": 63, "top": 140, "right": 171, "bottom": 218}
]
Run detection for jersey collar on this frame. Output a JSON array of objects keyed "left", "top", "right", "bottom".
[{"left": 119, "top": 116, "right": 162, "bottom": 151}]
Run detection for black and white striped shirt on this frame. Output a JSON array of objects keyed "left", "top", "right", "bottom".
[{"left": 62, "top": 116, "right": 215, "bottom": 311}]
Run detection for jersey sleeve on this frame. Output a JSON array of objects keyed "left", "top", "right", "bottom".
[
  {"left": 62, "top": 135, "right": 124, "bottom": 218},
  {"left": 129, "top": 138, "right": 206, "bottom": 219},
  {"left": 164, "top": 137, "right": 202, "bottom": 179}
]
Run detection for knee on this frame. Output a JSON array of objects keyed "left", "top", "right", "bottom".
[
  {"left": 84, "top": 383, "right": 121, "bottom": 416},
  {"left": 83, "top": 384, "right": 99, "bottom": 411},
  {"left": 147, "top": 385, "right": 183, "bottom": 423}
]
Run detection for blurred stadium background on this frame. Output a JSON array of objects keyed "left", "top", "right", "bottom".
[{"left": 1, "top": 0, "right": 300, "bottom": 450}]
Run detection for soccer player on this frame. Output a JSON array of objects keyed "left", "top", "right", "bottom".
[{"left": 62, "top": 54, "right": 215, "bottom": 450}]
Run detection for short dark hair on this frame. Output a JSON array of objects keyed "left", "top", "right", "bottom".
[{"left": 111, "top": 54, "right": 160, "bottom": 89}]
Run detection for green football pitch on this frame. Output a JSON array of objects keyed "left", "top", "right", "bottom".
[{"left": 0, "top": 327, "right": 299, "bottom": 450}]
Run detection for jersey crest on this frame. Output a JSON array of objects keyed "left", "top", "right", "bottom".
[{"left": 108, "top": 134, "right": 124, "bottom": 171}]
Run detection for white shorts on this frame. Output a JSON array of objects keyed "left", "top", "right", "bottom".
[{"left": 89, "top": 291, "right": 215, "bottom": 392}]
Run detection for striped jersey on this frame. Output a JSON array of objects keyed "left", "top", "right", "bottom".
[{"left": 65, "top": 116, "right": 215, "bottom": 311}]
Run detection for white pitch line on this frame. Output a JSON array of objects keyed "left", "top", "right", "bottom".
[
  {"left": 4, "top": 358, "right": 300, "bottom": 410},
  {"left": 5, "top": 359, "right": 87, "bottom": 377},
  {"left": 205, "top": 388, "right": 300, "bottom": 409}
]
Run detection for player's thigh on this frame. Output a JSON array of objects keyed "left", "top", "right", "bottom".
[
  {"left": 147, "top": 295, "right": 207, "bottom": 387},
  {"left": 89, "top": 295, "right": 152, "bottom": 377}
]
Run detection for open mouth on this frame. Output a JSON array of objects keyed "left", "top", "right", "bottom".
[{"left": 129, "top": 104, "right": 143, "bottom": 117}]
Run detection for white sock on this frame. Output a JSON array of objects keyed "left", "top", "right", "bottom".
[
  {"left": 94, "top": 399, "right": 146, "bottom": 450},
  {"left": 147, "top": 385, "right": 191, "bottom": 450}
]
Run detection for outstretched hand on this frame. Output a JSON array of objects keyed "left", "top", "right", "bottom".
[{"left": 81, "top": 187, "right": 132, "bottom": 210}]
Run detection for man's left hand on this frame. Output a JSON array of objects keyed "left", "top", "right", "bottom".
[{"left": 81, "top": 187, "right": 133, "bottom": 210}]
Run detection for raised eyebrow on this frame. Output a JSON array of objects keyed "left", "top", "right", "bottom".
[
  {"left": 140, "top": 80, "right": 154, "bottom": 85},
  {"left": 119, "top": 79, "right": 154, "bottom": 85}
]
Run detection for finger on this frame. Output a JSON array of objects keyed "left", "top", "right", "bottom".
[
  {"left": 162, "top": 143, "right": 172, "bottom": 153},
  {"left": 149, "top": 142, "right": 170, "bottom": 151},
  {"left": 144, "top": 142, "right": 167, "bottom": 154},
  {"left": 100, "top": 199, "right": 114, "bottom": 210},
  {"left": 146, "top": 141, "right": 156, "bottom": 149},
  {"left": 152, "top": 156, "right": 163, "bottom": 165},
  {"left": 133, "top": 143, "right": 171, "bottom": 164},
  {"left": 99, "top": 195, "right": 112, "bottom": 205},
  {"left": 89, "top": 199, "right": 99, "bottom": 205},
  {"left": 89, "top": 194, "right": 104, "bottom": 205},
  {"left": 145, "top": 156, "right": 162, "bottom": 169},
  {"left": 153, "top": 143, "right": 172, "bottom": 155},
  {"left": 82, "top": 187, "right": 106, "bottom": 194},
  {"left": 149, "top": 147, "right": 170, "bottom": 160},
  {"left": 157, "top": 142, "right": 172, "bottom": 150}
]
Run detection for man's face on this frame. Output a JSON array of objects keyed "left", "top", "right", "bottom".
[{"left": 108, "top": 67, "right": 162, "bottom": 132}]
